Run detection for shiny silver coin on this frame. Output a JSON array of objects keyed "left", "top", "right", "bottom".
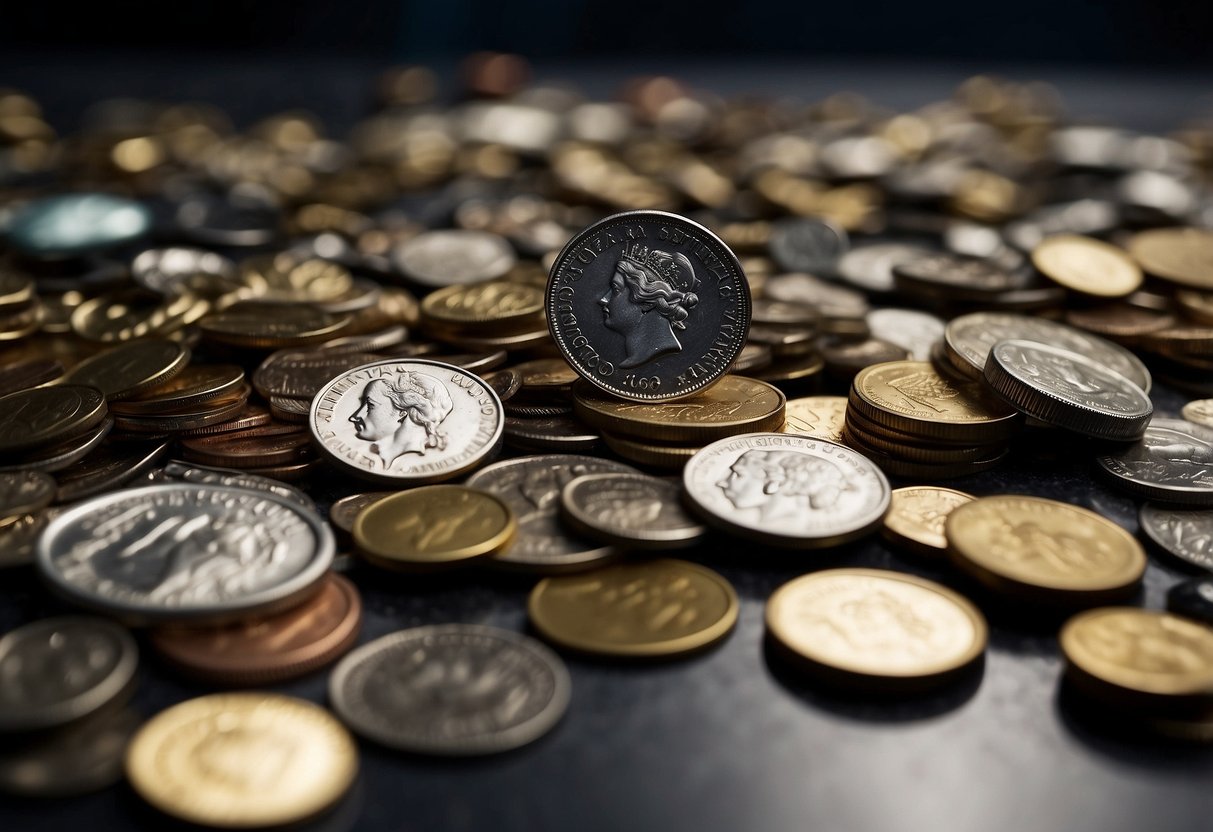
[
  {"left": 1097, "top": 419, "right": 1213, "bottom": 506},
  {"left": 329, "top": 624, "right": 570, "bottom": 756},
  {"left": 392, "top": 229, "right": 516, "bottom": 287},
  {"left": 466, "top": 454, "right": 638, "bottom": 572},
  {"left": 864, "top": 308, "right": 945, "bottom": 362},
  {"left": 1139, "top": 504, "right": 1213, "bottom": 571},
  {"left": 131, "top": 247, "right": 236, "bottom": 297},
  {"left": 768, "top": 217, "right": 849, "bottom": 274},
  {"left": 145, "top": 461, "right": 316, "bottom": 512},
  {"left": 763, "top": 272, "right": 869, "bottom": 319},
  {"left": 559, "top": 473, "right": 706, "bottom": 550},
  {"left": 309, "top": 358, "right": 504, "bottom": 485},
  {"left": 983, "top": 340, "right": 1152, "bottom": 440},
  {"left": 0, "top": 707, "right": 140, "bottom": 797},
  {"left": 0, "top": 616, "right": 138, "bottom": 733},
  {"left": 36, "top": 484, "right": 334, "bottom": 625},
  {"left": 835, "top": 241, "right": 934, "bottom": 294},
  {"left": 683, "top": 433, "right": 891, "bottom": 548},
  {"left": 546, "top": 210, "right": 751, "bottom": 402}
]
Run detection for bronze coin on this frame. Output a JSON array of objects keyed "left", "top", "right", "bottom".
[
  {"left": 180, "top": 425, "right": 314, "bottom": 469},
  {"left": 61, "top": 339, "right": 189, "bottom": 401},
  {"left": 1064, "top": 304, "right": 1177, "bottom": 341},
  {"left": 111, "top": 385, "right": 251, "bottom": 433},
  {"left": 109, "top": 365, "right": 245, "bottom": 414},
  {"left": 0, "top": 359, "right": 64, "bottom": 397},
  {"left": 479, "top": 367, "right": 523, "bottom": 403}
]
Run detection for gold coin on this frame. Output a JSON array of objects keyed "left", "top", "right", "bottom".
[
  {"left": 125, "top": 693, "right": 357, "bottom": 828},
  {"left": 1182, "top": 399, "right": 1213, "bottom": 429},
  {"left": 1031, "top": 234, "right": 1142, "bottom": 298},
  {"left": 61, "top": 339, "right": 189, "bottom": 401},
  {"left": 420, "top": 278, "right": 544, "bottom": 329},
  {"left": 512, "top": 357, "right": 579, "bottom": 393},
  {"left": 782, "top": 396, "right": 848, "bottom": 443},
  {"left": 110, "top": 364, "right": 245, "bottom": 415},
  {"left": 882, "top": 486, "right": 975, "bottom": 557},
  {"left": 353, "top": 484, "right": 515, "bottom": 570},
  {"left": 946, "top": 496, "right": 1146, "bottom": 604},
  {"left": 765, "top": 568, "right": 987, "bottom": 690},
  {"left": 70, "top": 290, "right": 208, "bottom": 342},
  {"left": 1127, "top": 227, "right": 1213, "bottom": 289},
  {"left": 528, "top": 559, "right": 738, "bottom": 658},
  {"left": 199, "top": 302, "right": 350, "bottom": 348},
  {"left": 600, "top": 432, "right": 701, "bottom": 469}
]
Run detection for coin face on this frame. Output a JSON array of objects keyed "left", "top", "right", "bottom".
[
  {"left": 765, "top": 568, "right": 986, "bottom": 688},
  {"left": 309, "top": 358, "right": 504, "bottom": 485},
  {"left": 61, "top": 339, "right": 188, "bottom": 400},
  {"left": 328, "top": 624, "right": 570, "bottom": 755},
  {"left": 37, "top": 484, "right": 334, "bottom": 624},
  {"left": 782, "top": 396, "right": 847, "bottom": 444},
  {"left": 0, "top": 385, "right": 107, "bottom": 455},
  {"left": 559, "top": 473, "right": 705, "bottom": 549},
  {"left": 546, "top": 210, "right": 751, "bottom": 401},
  {"left": 529, "top": 559, "right": 737, "bottom": 656},
  {"left": 1032, "top": 234, "right": 1142, "bottom": 297},
  {"left": 1138, "top": 504, "right": 1213, "bottom": 571},
  {"left": 882, "top": 486, "right": 975, "bottom": 557},
  {"left": 1096, "top": 419, "right": 1213, "bottom": 506},
  {"left": 683, "top": 433, "right": 891, "bottom": 548},
  {"left": 125, "top": 693, "right": 357, "bottom": 828}
]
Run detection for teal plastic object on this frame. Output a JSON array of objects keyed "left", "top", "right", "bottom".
[{"left": 5, "top": 193, "right": 152, "bottom": 256}]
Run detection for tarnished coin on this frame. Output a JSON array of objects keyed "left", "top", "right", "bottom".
[
  {"left": 0, "top": 385, "right": 107, "bottom": 456},
  {"left": 53, "top": 438, "right": 171, "bottom": 503},
  {"left": 529, "top": 559, "right": 736, "bottom": 657},
  {"left": 683, "top": 433, "right": 891, "bottom": 548},
  {"left": 1168, "top": 576, "right": 1213, "bottom": 627},
  {"left": 309, "top": 358, "right": 504, "bottom": 485},
  {"left": 0, "top": 616, "right": 138, "bottom": 733},
  {"left": 329, "top": 491, "right": 395, "bottom": 535},
  {"left": 0, "top": 358, "right": 64, "bottom": 397},
  {"left": 1127, "top": 227, "right": 1213, "bottom": 289},
  {"left": 36, "top": 484, "right": 334, "bottom": 625},
  {"left": 1138, "top": 505, "right": 1213, "bottom": 571},
  {"left": 145, "top": 460, "right": 316, "bottom": 511},
  {"left": 480, "top": 366, "right": 523, "bottom": 402},
  {"left": 126, "top": 693, "right": 357, "bottom": 828},
  {"left": 0, "top": 470, "right": 56, "bottom": 517},
  {"left": 782, "top": 396, "right": 847, "bottom": 444},
  {"left": 329, "top": 624, "right": 570, "bottom": 755},
  {"left": 865, "top": 308, "right": 945, "bottom": 362},
  {"left": 109, "top": 364, "right": 245, "bottom": 414},
  {"left": 765, "top": 568, "right": 987, "bottom": 691},
  {"left": 253, "top": 349, "right": 381, "bottom": 400},
  {"left": 983, "top": 339, "right": 1152, "bottom": 439},
  {"left": 1064, "top": 303, "right": 1176, "bottom": 341},
  {"left": 1096, "top": 419, "right": 1213, "bottom": 506},
  {"left": 0, "top": 707, "right": 140, "bottom": 797},
  {"left": 882, "top": 486, "right": 976, "bottom": 558},
  {"left": 1183, "top": 399, "right": 1213, "bottom": 429},
  {"left": 546, "top": 210, "right": 751, "bottom": 401},
  {"left": 1032, "top": 234, "right": 1142, "bottom": 297},
  {"left": 559, "top": 473, "right": 705, "bottom": 549},
  {"left": 180, "top": 424, "right": 313, "bottom": 469},
  {"left": 466, "top": 454, "right": 638, "bottom": 572},
  {"left": 504, "top": 413, "right": 600, "bottom": 453},
  {"left": 393, "top": 229, "right": 517, "bottom": 287},
  {"left": 601, "top": 432, "right": 700, "bottom": 469},
  {"left": 0, "top": 512, "right": 52, "bottom": 569},
  {"left": 60, "top": 339, "right": 189, "bottom": 401},
  {"left": 946, "top": 495, "right": 1146, "bottom": 605},
  {"left": 768, "top": 216, "right": 849, "bottom": 273}
]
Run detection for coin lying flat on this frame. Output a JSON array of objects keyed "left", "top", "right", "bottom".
[
  {"left": 393, "top": 229, "right": 517, "bottom": 287},
  {"left": 0, "top": 707, "right": 140, "bottom": 797},
  {"left": 0, "top": 385, "right": 107, "bottom": 456},
  {"left": 1138, "top": 504, "right": 1213, "bottom": 572},
  {"left": 559, "top": 473, "right": 705, "bottom": 549},
  {"left": 529, "top": 559, "right": 737, "bottom": 657},
  {"left": 126, "top": 693, "right": 357, "bottom": 828},
  {"left": 310, "top": 358, "right": 504, "bottom": 485},
  {"left": 781, "top": 396, "right": 848, "bottom": 444},
  {"left": 145, "top": 461, "right": 316, "bottom": 511},
  {"left": 1127, "top": 227, "right": 1213, "bottom": 289},
  {"left": 328, "top": 624, "right": 570, "bottom": 755},
  {"left": 1032, "top": 234, "right": 1143, "bottom": 298},
  {"left": 37, "top": 484, "right": 334, "bottom": 625},
  {"left": 109, "top": 364, "right": 245, "bottom": 414},
  {"left": 1095, "top": 419, "right": 1213, "bottom": 506},
  {"left": 1182, "top": 399, "right": 1213, "bottom": 429},
  {"left": 252, "top": 348, "right": 381, "bottom": 400},
  {"left": 329, "top": 491, "right": 395, "bottom": 535},
  {"left": 547, "top": 210, "right": 751, "bottom": 402},
  {"left": 882, "top": 486, "right": 976, "bottom": 558},
  {"left": 683, "top": 433, "right": 891, "bottom": 548},
  {"left": 765, "top": 568, "right": 987, "bottom": 691},
  {"left": 946, "top": 496, "right": 1146, "bottom": 605},
  {"left": 60, "top": 338, "right": 189, "bottom": 401},
  {"left": 0, "top": 470, "right": 56, "bottom": 518}
]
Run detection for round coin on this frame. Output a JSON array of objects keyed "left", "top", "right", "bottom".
[
  {"left": 328, "top": 624, "right": 570, "bottom": 755},
  {"left": 329, "top": 491, "right": 395, "bottom": 535},
  {"left": 683, "top": 433, "right": 891, "bottom": 548},
  {"left": 1096, "top": 419, "right": 1213, "bottom": 506},
  {"left": 529, "top": 559, "right": 737, "bottom": 657},
  {"left": 882, "top": 486, "right": 976, "bottom": 558},
  {"left": 1032, "top": 234, "right": 1142, "bottom": 297},
  {"left": 1127, "top": 227, "right": 1213, "bottom": 289},
  {"left": 60, "top": 339, "right": 188, "bottom": 401},
  {"left": 1138, "top": 504, "right": 1213, "bottom": 571},
  {"left": 546, "top": 210, "right": 751, "bottom": 401},
  {"left": 1182, "top": 399, "right": 1213, "bottom": 430},
  {"left": 7, "top": 193, "right": 152, "bottom": 256},
  {"left": 253, "top": 349, "right": 381, "bottom": 401},
  {"left": 393, "top": 229, "right": 517, "bottom": 287},
  {"left": 0, "top": 707, "right": 140, "bottom": 797},
  {"left": 782, "top": 396, "right": 848, "bottom": 444},
  {"left": 559, "top": 473, "right": 706, "bottom": 549},
  {"left": 109, "top": 364, "right": 245, "bottom": 414},
  {"left": 126, "top": 693, "right": 357, "bottom": 828},
  {"left": 0, "top": 385, "right": 107, "bottom": 456}
]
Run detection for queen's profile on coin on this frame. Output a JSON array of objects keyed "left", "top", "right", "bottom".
[
  {"left": 599, "top": 243, "right": 700, "bottom": 369},
  {"left": 718, "top": 448, "right": 848, "bottom": 522},
  {"left": 349, "top": 370, "right": 453, "bottom": 469}
]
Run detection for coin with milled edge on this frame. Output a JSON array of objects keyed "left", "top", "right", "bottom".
[
  {"left": 1096, "top": 419, "right": 1213, "bottom": 506},
  {"left": 1138, "top": 505, "right": 1213, "bottom": 571},
  {"left": 309, "top": 358, "right": 504, "bottom": 485},
  {"left": 0, "top": 385, "right": 107, "bottom": 455},
  {"left": 782, "top": 396, "right": 847, "bottom": 444},
  {"left": 547, "top": 210, "right": 751, "bottom": 402},
  {"left": 328, "top": 624, "right": 570, "bottom": 755},
  {"left": 882, "top": 486, "right": 975, "bottom": 558},
  {"left": 253, "top": 349, "right": 381, "bottom": 400},
  {"left": 1182, "top": 400, "right": 1213, "bottom": 429},
  {"left": 54, "top": 439, "right": 171, "bottom": 503},
  {"left": 560, "top": 473, "right": 705, "bottom": 549},
  {"left": 683, "top": 433, "right": 891, "bottom": 548}
]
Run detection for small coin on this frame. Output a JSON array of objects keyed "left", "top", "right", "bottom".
[
  {"left": 328, "top": 624, "right": 570, "bottom": 755},
  {"left": 0, "top": 470, "right": 56, "bottom": 517},
  {"left": 820, "top": 336, "right": 911, "bottom": 377},
  {"left": 865, "top": 308, "right": 945, "bottom": 362},
  {"left": 1168, "top": 576, "right": 1213, "bottom": 627},
  {"left": 480, "top": 366, "right": 523, "bottom": 402},
  {"left": 891, "top": 251, "right": 1026, "bottom": 299},
  {"left": 683, "top": 432, "right": 891, "bottom": 548},
  {"left": 131, "top": 246, "right": 237, "bottom": 297},
  {"left": 393, "top": 229, "right": 517, "bottom": 287},
  {"left": 109, "top": 364, "right": 245, "bottom": 414},
  {"left": 1063, "top": 304, "right": 1176, "bottom": 341},
  {"left": 1183, "top": 399, "right": 1213, "bottom": 429},
  {"left": 1031, "top": 234, "right": 1142, "bottom": 297},
  {"left": 1176, "top": 290, "right": 1213, "bottom": 326},
  {"left": 126, "top": 693, "right": 357, "bottom": 828},
  {"left": 782, "top": 396, "right": 848, "bottom": 444},
  {"left": 200, "top": 301, "right": 349, "bottom": 349},
  {"left": 0, "top": 512, "right": 52, "bottom": 569},
  {"left": 529, "top": 559, "right": 736, "bottom": 657},
  {"left": 559, "top": 473, "right": 705, "bottom": 549},
  {"left": 329, "top": 491, "right": 395, "bottom": 534},
  {"left": 420, "top": 278, "right": 544, "bottom": 329},
  {"left": 181, "top": 424, "right": 313, "bottom": 469},
  {"left": 0, "top": 385, "right": 107, "bottom": 456},
  {"left": 768, "top": 216, "right": 849, "bottom": 273},
  {"left": 882, "top": 486, "right": 976, "bottom": 557},
  {"left": 765, "top": 568, "right": 987, "bottom": 691},
  {"left": 0, "top": 706, "right": 140, "bottom": 797},
  {"left": 1138, "top": 505, "right": 1213, "bottom": 571},
  {"left": 1127, "top": 227, "right": 1213, "bottom": 289},
  {"left": 1095, "top": 419, "right": 1213, "bottom": 506},
  {"left": 512, "top": 357, "right": 579, "bottom": 394},
  {"left": 946, "top": 495, "right": 1146, "bottom": 604},
  {"left": 60, "top": 338, "right": 189, "bottom": 401}
]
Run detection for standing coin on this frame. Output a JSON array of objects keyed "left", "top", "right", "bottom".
[
  {"left": 1095, "top": 419, "right": 1213, "bottom": 506},
  {"left": 882, "top": 486, "right": 976, "bottom": 558},
  {"left": 0, "top": 385, "right": 107, "bottom": 455},
  {"left": 1138, "top": 505, "right": 1213, "bottom": 571},
  {"left": 328, "top": 624, "right": 570, "bottom": 755},
  {"left": 683, "top": 433, "right": 891, "bottom": 548},
  {"left": 546, "top": 210, "right": 751, "bottom": 401},
  {"left": 60, "top": 339, "right": 188, "bottom": 401},
  {"left": 309, "top": 358, "right": 504, "bottom": 485},
  {"left": 559, "top": 473, "right": 706, "bottom": 549},
  {"left": 1031, "top": 234, "right": 1143, "bottom": 297}
]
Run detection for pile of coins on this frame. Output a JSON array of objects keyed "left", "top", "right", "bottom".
[{"left": 1, "top": 62, "right": 1213, "bottom": 824}]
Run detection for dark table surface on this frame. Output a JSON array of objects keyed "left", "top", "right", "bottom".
[{"left": 1, "top": 57, "right": 1212, "bottom": 832}]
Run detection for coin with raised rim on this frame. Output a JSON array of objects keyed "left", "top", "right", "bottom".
[
  {"left": 559, "top": 473, "right": 705, "bottom": 549},
  {"left": 0, "top": 385, "right": 107, "bottom": 456},
  {"left": 882, "top": 486, "right": 976, "bottom": 558},
  {"left": 60, "top": 339, "right": 188, "bottom": 401},
  {"left": 1138, "top": 504, "right": 1213, "bottom": 571},
  {"left": 1096, "top": 419, "right": 1213, "bottom": 506}
]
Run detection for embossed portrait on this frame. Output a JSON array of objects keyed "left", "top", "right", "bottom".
[
  {"left": 718, "top": 449, "right": 848, "bottom": 522},
  {"left": 599, "top": 243, "right": 700, "bottom": 368},
  {"left": 349, "top": 370, "right": 453, "bottom": 469}
]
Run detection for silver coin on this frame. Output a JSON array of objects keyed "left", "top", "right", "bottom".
[
  {"left": 131, "top": 247, "right": 236, "bottom": 297},
  {"left": 559, "top": 473, "right": 706, "bottom": 549},
  {"left": 865, "top": 308, "right": 945, "bottom": 362},
  {"left": 328, "top": 624, "right": 570, "bottom": 756},
  {"left": 944, "top": 311, "right": 1152, "bottom": 393},
  {"left": 0, "top": 470, "right": 56, "bottom": 516},
  {"left": 0, "top": 616, "right": 138, "bottom": 733},
  {"left": 836, "top": 242, "right": 934, "bottom": 294},
  {"left": 768, "top": 217, "right": 849, "bottom": 274},
  {"left": 1139, "top": 504, "right": 1213, "bottom": 571},
  {"left": 546, "top": 210, "right": 751, "bottom": 402},
  {"left": 1182, "top": 399, "right": 1213, "bottom": 430},
  {"left": 683, "top": 433, "right": 891, "bottom": 548},
  {"left": 392, "top": 229, "right": 516, "bottom": 287},
  {"left": 6, "top": 193, "right": 152, "bottom": 256},
  {"left": 145, "top": 460, "right": 317, "bottom": 512},
  {"left": 763, "top": 272, "right": 869, "bottom": 319},
  {"left": 466, "top": 454, "right": 638, "bottom": 572},
  {"left": 891, "top": 251, "right": 1027, "bottom": 299},
  {"left": 36, "top": 484, "right": 334, "bottom": 624},
  {"left": 310, "top": 358, "right": 504, "bottom": 485},
  {"left": 1097, "top": 419, "right": 1213, "bottom": 506}
]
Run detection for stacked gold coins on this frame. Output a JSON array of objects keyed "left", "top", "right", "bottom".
[{"left": 418, "top": 277, "right": 549, "bottom": 352}]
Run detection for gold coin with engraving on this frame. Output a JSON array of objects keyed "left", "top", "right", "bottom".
[
  {"left": 1182, "top": 399, "right": 1213, "bottom": 429},
  {"left": 882, "top": 486, "right": 975, "bottom": 557},
  {"left": 781, "top": 395, "right": 848, "bottom": 443},
  {"left": 0, "top": 385, "right": 108, "bottom": 455},
  {"left": 765, "top": 568, "right": 987, "bottom": 690},
  {"left": 946, "top": 496, "right": 1146, "bottom": 604},
  {"left": 353, "top": 484, "right": 515, "bottom": 570},
  {"left": 199, "top": 301, "right": 350, "bottom": 349},
  {"left": 70, "top": 289, "right": 208, "bottom": 342},
  {"left": 420, "top": 278, "right": 545, "bottom": 329},
  {"left": 1127, "top": 227, "right": 1213, "bottom": 289},
  {"left": 528, "top": 559, "right": 739, "bottom": 658},
  {"left": 1031, "top": 234, "right": 1142, "bottom": 298},
  {"left": 61, "top": 339, "right": 189, "bottom": 401},
  {"left": 512, "top": 357, "right": 579, "bottom": 394},
  {"left": 573, "top": 375, "right": 786, "bottom": 443},
  {"left": 125, "top": 692, "right": 357, "bottom": 828}
]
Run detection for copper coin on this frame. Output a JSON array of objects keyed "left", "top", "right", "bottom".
[
  {"left": 176, "top": 403, "right": 273, "bottom": 437},
  {"left": 1064, "top": 304, "right": 1177, "bottom": 341},
  {"left": 180, "top": 425, "right": 314, "bottom": 468}
]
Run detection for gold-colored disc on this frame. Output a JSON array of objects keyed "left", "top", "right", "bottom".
[
  {"left": 600, "top": 432, "right": 701, "bottom": 469},
  {"left": 528, "top": 559, "right": 739, "bottom": 658},
  {"left": 882, "top": 486, "right": 975, "bottom": 557},
  {"left": 199, "top": 302, "right": 350, "bottom": 348},
  {"left": 61, "top": 339, "right": 189, "bottom": 401},
  {"left": 420, "top": 278, "right": 545, "bottom": 328},
  {"left": 946, "top": 496, "right": 1146, "bottom": 603},
  {"left": 109, "top": 364, "right": 246, "bottom": 414},
  {"left": 352, "top": 484, "right": 515, "bottom": 569},
  {"left": 1127, "top": 227, "right": 1213, "bottom": 289},
  {"left": 1031, "top": 234, "right": 1142, "bottom": 298},
  {"left": 781, "top": 396, "right": 848, "bottom": 443},
  {"left": 1181, "top": 399, "right": 1213, "bottom": 429},
  {"left": 765, "top": 568, "right": 987, "bottom": 689},
  {"left": 125, "top": 693, "right": 357, "bottom": 828}
]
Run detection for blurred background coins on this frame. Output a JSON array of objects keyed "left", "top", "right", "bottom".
[
  {"left": 1031, "top": 234, "right": 1143, "bottom": 298},
  {"left": 559, "top": 472, "right": 705, "bottom": 549}
]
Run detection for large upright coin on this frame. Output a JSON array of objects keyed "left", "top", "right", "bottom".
[
  {"left": 546, "top": 210, "right": 751, "bottom": 401},
  {"left": 683, "top": 433, "right": 891, "bottom": 548},
  {"left": 309, "top": 357, "right": 504, "bottom": 485},
  {"left": 36, "top": 484, "right": 334, "bottom": 624},
  {"left": 1096, "top": 419, "right": 1213, "bottom": 506}
]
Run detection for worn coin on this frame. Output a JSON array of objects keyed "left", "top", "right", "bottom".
[
  {"left": 504, "top": 413, "right": 600, "bottom": 453},
  {"left": 0, "top": 707, "right": 140, "bottom": 797},
  {"left": 1182, "top": 399, "right": 1213, "bottom": 429},
  {"left": 891, "top": 251, "right": 1026, "bottom": 299},
  {"left": 131, "top": 246, "right": 237, "bottom": 297},
  {"left": 781, "top": 396, "right": 847, "bottom": 444},
  {"left": 60, "top": 339, "right": 189, "bottom": 401},
  {"left": 0, "top": 358, "right": 64, "bottom": 397},
  {"left": 1096, "top": 419, "right": 1213, "bottom": 506},
  {"left": 199, "top": 301, "right": 349, "bottom": 349},
  {"left": 600, "top": 432, "right": 700, "bottom": 469},
  {"left": 559, "top": 473, "right": 705, "bottom": 549},
  {"left": 1064, "top": 304, "right": 1176, "bottom": 341},
  {"left": 763, "top": 272, "right": 869, "bottom": 319},
  {"left": 0, "top": 385, "right": 107, "bottom": 455},
  {"left": 1032, "top": 234, "right": 1142, "bottom": 297},
  {"left": 393, "top": 229, "right": 517, "bottom": 287},
  {"left": 0, "top": 415, "right": 113, "bottom": 473},
  {"left": 882, "top": 486, "right": 976, "bottom": 558},
  {"left": 0, "top": 470, "right": 56, "bottom": 517},
  {"left": 0, "top": 512, "right": 52, "bottom": 569},
  {"left": 1138, "top": 504, "right": 1213, "bottom": 571}
]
